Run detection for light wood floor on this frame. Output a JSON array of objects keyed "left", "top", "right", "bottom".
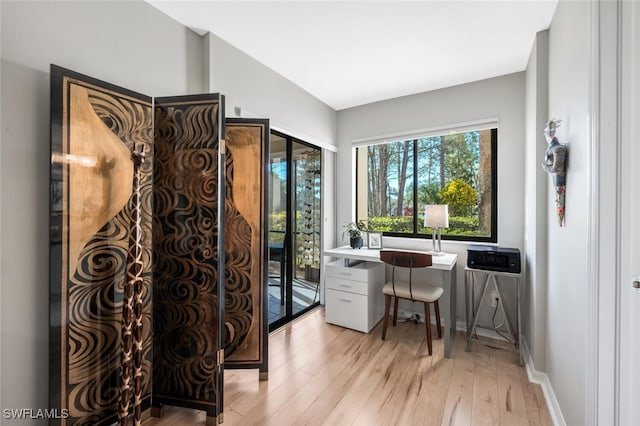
[{"left": 145, "top": 307, "right": 553, "bottom": 426}]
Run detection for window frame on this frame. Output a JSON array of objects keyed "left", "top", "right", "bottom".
[{"left": 355, "top": 128, "right": 498, "bottom": 243}]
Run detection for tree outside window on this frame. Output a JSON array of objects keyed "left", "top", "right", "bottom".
[{"left": 356, "top": 127, "right": 496, "bottom": 242}]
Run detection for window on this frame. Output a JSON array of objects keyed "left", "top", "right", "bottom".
[{"left": 355, "top": 127, "right": 497, "bottom": 242}]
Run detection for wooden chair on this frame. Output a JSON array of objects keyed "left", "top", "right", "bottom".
[{"left": 379, "top": 250, "right": 443, "bottom": 355}]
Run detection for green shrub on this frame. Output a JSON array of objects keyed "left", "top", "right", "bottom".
[
  {"left": 439, "top": 179, "right": 477, "bottom": 217},
  {"left": 368, "top": 215, "right": 480, "bottom": 235},
  {"left": 368, "top": 216, "right": 413, "bottom": 233},
  {"left": 269, "top": 212, "right": 287, "bottom": 232},
  {"left": 447, "top": 216, "right": 479, "bottom": 232}
]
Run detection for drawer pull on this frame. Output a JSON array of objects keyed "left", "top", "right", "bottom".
[
  {"left": 339, "top": 284, "right": 352, "bottom": 288},
  {"left": 339, "top": 298, "right": 352, "bottom": 303},
  {"left": 339, "top": 272, "right": 352, "bottom": 276}
]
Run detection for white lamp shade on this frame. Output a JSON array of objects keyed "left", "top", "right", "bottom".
[{"left": 424, "top": 204, "right": 449, "bottom": 228}]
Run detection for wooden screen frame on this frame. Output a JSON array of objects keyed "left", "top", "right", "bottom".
[
  {"left": 50, "top": 66, "right": 270, "bottom": 424},
  {"left": 224, "top": 118, "right": 270, "bottom": 378},
  {"left": 152, "top": 94, "right": 226, "bottom": 421},
  {"left": 49, "top": 64, "right": 154, "bottom": 425}
]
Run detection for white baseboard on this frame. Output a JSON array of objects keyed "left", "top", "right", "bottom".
[{"left": 521, "top": 340, "right": 566, "bottom": 426}]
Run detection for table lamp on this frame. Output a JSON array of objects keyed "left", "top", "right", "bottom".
[{"left": 424, "top": 204, "right": 449, "bottom": 256}]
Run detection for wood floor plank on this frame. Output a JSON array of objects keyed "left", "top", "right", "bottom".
[
  {"left": 276, "top": 329, "right": 383, "bottom": 425},
  {"left": 440, "top": 357, "right": 475, "bottom": 426},
  {"left": 351, "top": 319, "right": 449, "bottom": 426},
  {"left": 351, "top": 349, "right": 422, "bottom": 425},
  {"left": 423, "top": 355, "right": 455, "bottom": 390},
  {"left": 268, "top": 319, "right": 343, "bottom": 372},
  {"left": 496, "top": 360, "right": 530, "bottom": 426},
  {"left": 471, "top": 362, "right": 500, "bottom": 426},
  {"left": 267, "top": 330, "right": 373, "bottom": 423},
  {"left": 519, "top": 366, "right": 554, "bottom": 426},
  {"left": 231, "top": 322, "right": 359, "bottom": 424},
  {"left": 473, "top": 340, "right": 497, "bottom": 370},
  {"left": 228, "top": 327, "right": 345, "bottom": 417},
  {"left": 440, "top": 336, "right": 478, "bottom": 426},
  {"left": 227, "top": 366, "right": 314, "bottom": 424},
  {"left": 225, "top": 355, "right": 305, "bottom": 416},
  {"left": 397, "top": 377, "right": 448, "bottom": 426},
  {"left": 318, "top": 333, "right": 402, "bottom": 425},
  {"left": 147, "top": 405, "right": 205, "bottom": 425},
  {"left": 221, "top": 408, "right": 244, "bottom": 425},
  {"left": 145, "top": 307, "right": 553, "bottom": 426}
]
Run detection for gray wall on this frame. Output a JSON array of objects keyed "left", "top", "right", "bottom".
[
  {"left": 545, "top": 1, "right": 590, "bottom": 424},
  {"left": 335, "top": 73, "right": 526, "bottom": 326},
  {"left": 206, "top": 33, "right": 337, "bottom": 150},
  {"left": 0, "top": 0, "right": 205, "bottom": 420},
  {"left": 524, "top": 30, "right": 549, "bottom": 372},
  {"left": 204, "top": 32, "right": 338, "bottom": 302}
]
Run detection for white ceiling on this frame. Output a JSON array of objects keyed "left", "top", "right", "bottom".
[{"left": 147, "top": 0, "right": 558, "bottom": 110}]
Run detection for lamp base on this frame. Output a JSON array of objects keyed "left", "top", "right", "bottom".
[{"left": 428, "top": 228, "right": 446, "bottom": 256}]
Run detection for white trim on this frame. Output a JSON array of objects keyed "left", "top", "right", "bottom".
[
  {"left": 233, "top": 106, "right": 338, "bottom": 152},
  {"left": 382, "top": 235, "right": 498, "bottom": 250},
  {"left": 585, "top": 0, "right": 600, "bottom": 424},
  {"left": 271, "top": 123, "right": 337, "bottom": 153},
  {"left": 523, "top": 340, "right": 567, "bottom": 426},
  {"left": 320, "top": 149, "right": 326, "bottom": 306},
  {"left": 612, "top": 0, "right": 624, "bottom": 422},
  {"left": 616, "top": 2, "right": 639, "bottom": 424},
  {"left": 351, "top": 117, "right": 499, "bottom": 147}
]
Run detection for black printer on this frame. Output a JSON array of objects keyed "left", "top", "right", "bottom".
[{"left": 467, "top": 245, "right": 521, "bottom": 274}]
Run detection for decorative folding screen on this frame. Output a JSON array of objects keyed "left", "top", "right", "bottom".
[
  {"left": 49, "top": 65, "right": 154, "bottom": 425},
  {"left": 50, "top": 67, "right": 269, "bottom": 425},
  {"left": 152, "top": 95, "right": 226, "bottom": 420},
  {"left": 224, "top": 119, "right": 269, "bottom": 375}
]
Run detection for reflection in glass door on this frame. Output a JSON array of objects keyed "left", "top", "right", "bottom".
[
  {"left": 268, "top": 134, "right": 287, "bottom": 325},
  {"left": 292, "top": 140, "right": 321, "bottom": 315},
  {"left": 268, "top": 132, "right": 321, "bottom": 330}
]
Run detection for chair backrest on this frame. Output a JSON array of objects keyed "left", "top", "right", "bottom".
[
  {"left": 379, "top": 250, "right": 432, "bottom": 268},
  {"left": 379, "top": 250, "right": 432, "bottom": 301}
]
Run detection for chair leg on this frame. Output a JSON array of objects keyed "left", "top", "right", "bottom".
[
  {"left": 382, "top": 295, "right": 391, "bottom": 340},
  {"left": 424, "top": 302, "right": 433, "bottom": 355},
  {"left": 434, "top": 300, "right": 442, "bottom": 338},
  {"left": 393, "top": 297, "right": 399, "bottom": 326}
]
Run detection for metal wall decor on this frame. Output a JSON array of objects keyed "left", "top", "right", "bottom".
[
  {"left": 50, "top": 65, "right": 154, "bottom": 425},
  {"left": 542, "top": 118, "right": 568, "bottom": 226}
]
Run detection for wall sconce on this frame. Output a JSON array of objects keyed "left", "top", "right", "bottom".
[{"left": 424, "top": 204, "right": 449, "bottom": 256}]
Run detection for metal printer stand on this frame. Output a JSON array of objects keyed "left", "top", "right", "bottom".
[{"left": 464, "top": 267, "right": 523, "bottom": 366}]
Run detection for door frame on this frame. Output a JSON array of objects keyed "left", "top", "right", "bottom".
[
  {"left": 617, "top": 0, "right": 639, "bottom": 424},
  {"left": 588, "top": 1, "right": 636, "bottom": 425},
  {"left": 268, "top": 130, "right": 323, "bottom": 331}
]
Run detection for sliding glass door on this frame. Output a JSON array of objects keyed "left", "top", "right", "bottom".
[{"left": 268, "top": 131, "right": 321, "bottom": 330}]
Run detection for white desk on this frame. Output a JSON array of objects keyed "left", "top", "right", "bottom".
[{"left": 324, "top": 246, "right": 458, "bottom": 358}]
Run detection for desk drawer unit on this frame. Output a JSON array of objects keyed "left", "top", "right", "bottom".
[
  {"left": 325, "top": 261, "right": 372, "bottom": 282},
  {"left": 325, "top": 259, "right": 385, "bottom": 333},
  {"left": 326, "top": 276, "right": 369, "bottom": 295}
]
